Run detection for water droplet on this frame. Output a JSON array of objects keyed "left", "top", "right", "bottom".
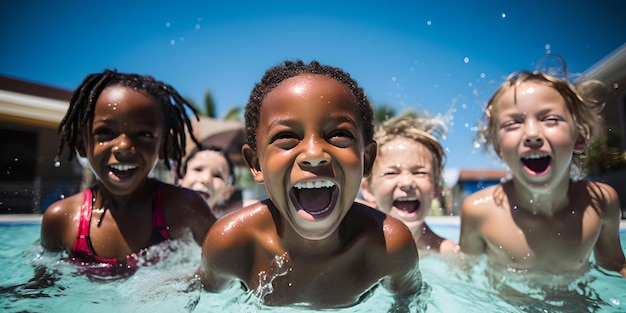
[
  {"left": 170, "top": 39, "right": 176, "bottom": 45},
  {"left": 426, "top": 20, "right": 432, "bottom": 26},
  {"left": 54, "top": 161, "right": 61, "bottom": 168},
  {"left": 557, "top": 232, "right": 561, "bottom": 236},
  {"left": 165, "top": 22, "right": 171, "bottom": 27},
  {"left": 463, "top": 57, "right": 470, "bottom": 64},
  {"left": 501, "top": 13, "right": 507, "bottom": 18}
]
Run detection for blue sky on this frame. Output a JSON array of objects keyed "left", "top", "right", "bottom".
[{"left": 1, "top": 1, "right": 625, "bottom": 170}]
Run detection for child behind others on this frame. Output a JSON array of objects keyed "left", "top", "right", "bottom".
[
  {"left": 360, "top": 114, "right": 459, "bottom": 255},
  {"left": 41, "top": 70, "right": 217, "bottom": 276},
  {"left": 459, "top": 69, "right": 626, "bottom": 279},
  {"left": 178, "top": 145, "right": 251, "bottom": 219},
  {"left": 199, "top": 60, "right": 423, "bottom": 310}
]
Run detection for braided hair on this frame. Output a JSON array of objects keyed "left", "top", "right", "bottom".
[
  {"left": 55, "top": 69, "right": 201, "bottom": 177},
  {"left": 244, "top": 60, "right": 374, "bottom": 152}
]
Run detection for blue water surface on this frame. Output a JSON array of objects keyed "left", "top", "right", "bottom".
[{"left": 0, "top": 220, "right": 624, "bottom": 313}]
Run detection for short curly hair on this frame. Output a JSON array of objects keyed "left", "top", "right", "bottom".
[{"left": 244, "top": 60, "right": 374, "bottom": 152}]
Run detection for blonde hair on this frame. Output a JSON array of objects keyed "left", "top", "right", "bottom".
[
  {"left": 478, "top": 70, "right": 608, "bottom": 177},
  {"left": 371, "top": 112, "right": 446, "bottom": 184}
]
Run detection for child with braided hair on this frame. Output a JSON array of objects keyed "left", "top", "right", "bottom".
[{"left": 41, "top": 69, "right": 217, "bottom": 277}]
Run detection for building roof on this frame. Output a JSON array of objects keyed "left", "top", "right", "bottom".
[{"left": 0, "top": 75, "right": 72, "bottom": 128}]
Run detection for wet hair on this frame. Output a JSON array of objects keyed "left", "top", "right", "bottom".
[
  {"left": 369, "top": 114, "right": 447, "bottom": 184},
  {"left": 244, "top": 60, "right": 374, "bottom": 152},
  {"left": 478, "top": 70, "right": 608, "bottom": 176},
  {"left": 55, "top": 69, "right": 201, "bottom": 177},
  {"left": 181, "top": 145, "right": 235, "bottom": 184}
]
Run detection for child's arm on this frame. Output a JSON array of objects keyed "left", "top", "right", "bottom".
[
  {"left": 199, "top": 215, "right": 251, "bottom": 291},
  {"left": 179, "top": 188, "right": 218, "bottom": 246},
  {"left": 592, "top": 182, "right": 626, "bottom": 278},
  {"left": 459, "top": 192, "right": 487, "bottom": 255},
  {"left": 381, "top": 217, "right": 423, "bottom": 312},
  {"left": 40, "top": 198, "right": 76, "bottom": 252}
]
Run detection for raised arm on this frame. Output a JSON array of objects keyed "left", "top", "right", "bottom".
[{"left": 592, "top": 183, "right": 626, "bottom": 278}]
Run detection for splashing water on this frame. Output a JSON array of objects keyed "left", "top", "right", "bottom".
[{"left": 225, "top": 253, "right": 291, "bottom": 312}]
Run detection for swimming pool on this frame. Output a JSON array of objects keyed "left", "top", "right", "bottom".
[{"left": 1, "top": 215, "right": 625, "bottom": 312}]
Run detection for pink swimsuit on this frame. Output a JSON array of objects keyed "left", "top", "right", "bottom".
[{"left": 70, "top": 183, "right": 170, "bottom": 277}]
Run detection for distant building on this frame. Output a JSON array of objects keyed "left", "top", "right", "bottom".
[{"left": 0, "top": 75, "right": 81, "bottom": 214}]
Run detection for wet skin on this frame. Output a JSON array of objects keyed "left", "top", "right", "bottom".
[
  {"left": 460, "top": 81, "right": 626, "bottom": 278},
  {"left": 200, "top": 74, "right": 422, "bottom": 308},
  {"left": 361, "top": 137, "right": 458, "bottom": 254},
  {"left": 41, "top": 86, "right": 216, "bottom": 261}
]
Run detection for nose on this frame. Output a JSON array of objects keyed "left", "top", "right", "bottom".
[
  {"left": 298, "top": 137, "right": 330, "bottom": 168},
  {"left": 112, "top": 134, "right": 135, "bottom": 156},
  {"left": 398, "top": 173, "right": 416, "bottom": 193},
  {"left": 524, "top": 136, "right": 544, "bottom": 147},
  {"left": 523, "top": 120, "right": 544, "bottom": 148}
]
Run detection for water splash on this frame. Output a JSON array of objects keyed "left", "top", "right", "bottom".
[{"left": 226, "top": 253, "right": 291, "bottom": 312}]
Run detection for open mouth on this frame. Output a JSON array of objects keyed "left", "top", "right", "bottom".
[
  {"left": 290, "top": 179, "right": 338, "bottom": 220},
  {"left": 109, "top": 164, "right": 137, "bottom": 179},
  {"left": 521, "top": 153, "right": 551, "bottom": 175},
  {"left": 196, "top": 190, "right": 210, "bottom": 200},
  {"left": 393, "top": 198, "right": 421, "bottom": 215}
]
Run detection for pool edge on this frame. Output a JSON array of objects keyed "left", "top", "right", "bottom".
[{"left": 1, "top": 214, "right": 625, "bottom": 230}]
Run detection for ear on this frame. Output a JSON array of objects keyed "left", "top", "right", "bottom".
[
  {"left": 222, "top": 185, "right": 235, "bottom": 202},
  {"left": 242, "top": 144, "right": 264, "bottom": 183},
  {"left": 359, "top": 178, "right": 377, "bottom": 204},
  {"left": 362, "top": 141, "right": 377, "bottom": 178},
  {"left": 573, "top": 129, "right": 590, "bottom": 154},
  {"left": 75, "top": 135, "right": 87, "bottom": 157}
]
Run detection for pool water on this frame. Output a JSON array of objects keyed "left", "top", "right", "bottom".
[{"left": 1, "top": 220, "right": 625, "bottom": 313}]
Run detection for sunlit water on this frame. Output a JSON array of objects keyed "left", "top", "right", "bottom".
[{"left": 1, "top": 221, "right": 624, "bottom": 313}]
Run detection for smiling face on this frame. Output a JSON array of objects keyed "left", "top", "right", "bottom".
[
  {"left": 80, "top": 85, "right": 164, "bottom": 196},
  {"left": 492, "top": 81, "right": 587, "bottom": 190},
  {"left": 362, "top": 137, "right": 438, "bottom": 225},
  {"left": 243, "top": 74, "right": 375, "bottom": 240},
  {"left": 178, "top": 150, "right": 233, "bottom": 209}
]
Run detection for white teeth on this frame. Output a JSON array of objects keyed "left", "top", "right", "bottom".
[
  {"left": 294, "top": 180, "right": 335, "bottom": 189},
  {"left": 522, "top": 153, "right": 548, "bottom": 160},
  {"left": 110, "top": 164, "right": 136, "bottom": 171},
  {"left": 397, "top": 197, "right": 418, "bottom": 202}
]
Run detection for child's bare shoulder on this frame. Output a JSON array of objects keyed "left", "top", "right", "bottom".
[
  {"left": 207, "top": 201, "right": 275, "bottom": 246},
  {"left": 461, "top": 184, "right": 502, "bottom": 215},
  {"left": 351, "top": 202, "right": 414, "bottom": 250},
  {"left": 43, "top": 192, "right": 83, "bottom": 220}
]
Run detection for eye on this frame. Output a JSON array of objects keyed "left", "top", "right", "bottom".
[
  {"left": 212, "top": 171, "right": 225, "bottom": 181},
  {"left": 270, "top": 132, "right": 300, "bottom": 149},
  {"left": 381, "top": 169, "right": 399, "bottom": 177},
  {"left": 413, "top": 170, "right": 430, "bottom": 177},
  {"left": 542, "top": 115, "right": 564, "bottom": 126},
  {"left": 500, "top": 119, "right": 521, "bottom": 131},
  {"left": 93, "top": 128, "right": 116, "bottom": 142},
  {"left": 328, "top": 129, "right": 356, "bottom": 147}
]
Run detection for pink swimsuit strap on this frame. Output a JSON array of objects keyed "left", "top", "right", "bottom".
[{"left": 70, "top": 182, "right": 170, "bottom": 273}]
